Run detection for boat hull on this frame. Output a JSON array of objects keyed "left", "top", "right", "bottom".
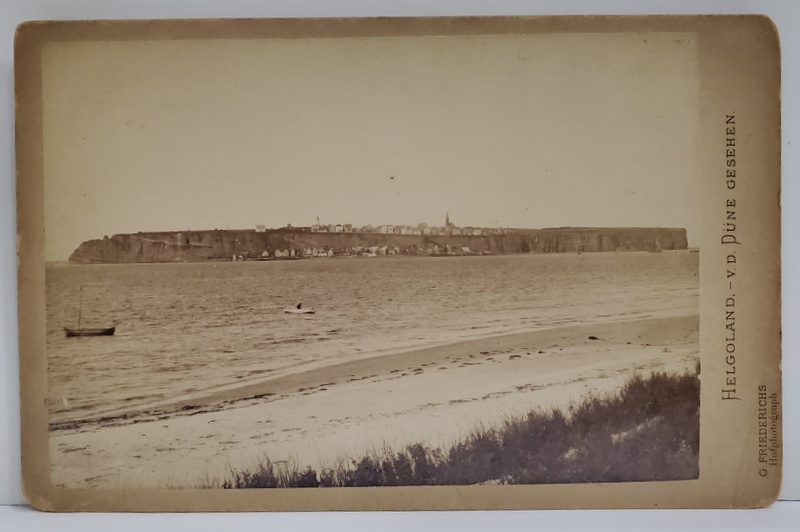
[
  {"left": 284, "top": 308, "right": 315, "bottom": 315},
  {"left": 64, "top": 327, "right": 116, "bottom": 337}
]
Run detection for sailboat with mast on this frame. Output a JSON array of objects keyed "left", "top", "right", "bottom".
[{"left": 64, "top": 286, "right": 116, "bottom": 337}]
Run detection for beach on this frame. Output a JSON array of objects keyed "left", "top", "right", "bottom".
[{"left": 49, "top": 314, "right": 699, "bottom": 489}]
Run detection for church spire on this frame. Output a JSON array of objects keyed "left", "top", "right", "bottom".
[{"left": 446, "top": 212, "right": 450, "bottom": 227}]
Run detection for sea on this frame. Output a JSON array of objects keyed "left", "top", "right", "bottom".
[{"left": 45, "top": 251, "right": 699, "bottom": 427}]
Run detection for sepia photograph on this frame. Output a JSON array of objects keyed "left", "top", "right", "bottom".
[
  {"left": 14, "top": 15, "right": 782, "bottom": 511},
  {"left": 40, "top": 28, "right": 701, "bottom": 491}
]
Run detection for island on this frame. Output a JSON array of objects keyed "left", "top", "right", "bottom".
[{"left": 68, "top": 220, "right": 689, "bottom": 264}]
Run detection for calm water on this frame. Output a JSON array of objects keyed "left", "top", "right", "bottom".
[{"left": 46, "top": 252, "right": 698, "bottom": 425}]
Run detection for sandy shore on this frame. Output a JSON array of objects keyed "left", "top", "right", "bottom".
[{"left": 49, "top": 315, "right": 699, "bottom": 489}]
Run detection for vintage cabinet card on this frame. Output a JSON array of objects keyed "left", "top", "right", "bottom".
[{"left": 15, "top": 15, "right": 781, "bottom": 511}]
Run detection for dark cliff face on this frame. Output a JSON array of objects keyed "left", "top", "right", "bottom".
[{"left": 68, "top": 227, "right": 689, "bottom": 264}]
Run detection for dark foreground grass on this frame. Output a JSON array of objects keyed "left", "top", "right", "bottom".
[{"left": 219, "top": 367, "right": 700, "bottom": 488}]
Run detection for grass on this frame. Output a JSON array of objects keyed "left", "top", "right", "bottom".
[{"left": 216, "top": 367, "right": 699, "bottom": 488}]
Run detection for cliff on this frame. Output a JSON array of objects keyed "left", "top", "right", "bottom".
[{"left": 68, "top": 227, "right": 688, "bottom": 264}]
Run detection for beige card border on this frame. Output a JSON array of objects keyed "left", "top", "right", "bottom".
[{"left": 15, "top": 15, "right": 782, "bottom": 511}]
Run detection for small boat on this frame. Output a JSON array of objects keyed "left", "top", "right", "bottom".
[
  {"left": 64, "top": 286, "right": 116, "bottom": 337},
  {"left": 284, "top": 307, "right": 316, "bottom": 315},
  {"left": 64, "top": 326, "right": 116, "bottom": 337}
]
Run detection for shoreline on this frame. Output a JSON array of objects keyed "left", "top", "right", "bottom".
[
  {"left": 49, "top": 314, "right": 699, "bottom": 489},
  {"left": 50, "top": 314, "right": 696, "bottom": 431},
  {"left": 54, "top": 247, "right": 698, "bottom": 266}
]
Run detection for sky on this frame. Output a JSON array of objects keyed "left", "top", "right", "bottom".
[{"left": 42, "top": 32, "right": 699, "bottom": 260}]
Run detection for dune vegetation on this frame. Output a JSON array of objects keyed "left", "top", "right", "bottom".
[{"left": 216, "top": 366, "right": 700, "bottom": 488}]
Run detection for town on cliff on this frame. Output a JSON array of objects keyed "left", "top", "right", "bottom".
[
  {"left": 262, "top": 213, "right": 499, "bottom": 260},
  {"left": 67, "top": 214, "right": 690, "bottom": 264}
]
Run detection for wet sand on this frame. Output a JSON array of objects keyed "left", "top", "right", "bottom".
[{"left": 49, "top": 315, "right": 699, "bottom": 489}]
